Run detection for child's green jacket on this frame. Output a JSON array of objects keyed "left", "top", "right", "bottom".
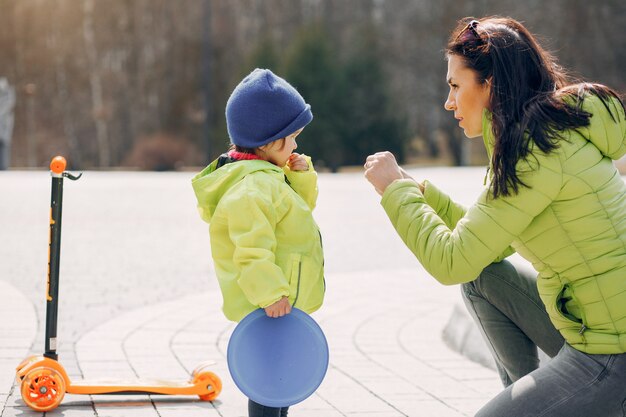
[
  {"left": 192, "top": 155, "right": 325, "bottom": 322},
  {"left": 382, "top": 94, "right": 626, "bottom": 354}
]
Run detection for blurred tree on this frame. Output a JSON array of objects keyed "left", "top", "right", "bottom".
[
  {"left": 280, "top": 23, "right": 406, "bottom": 170},
  {"left": 244, "top": 37, "right": 281, "bottom": 74},
  {"left": 83, "top": 0, "right": 110, "bottom": 167},
  {"left": 282, "top": 24, "right": 346, "bottom": 171},
  {"left": 0, "top": 0, "right": 623, "bottom": 168},
  {"left": 339, "top": 24, "right": 407, "bottom": 166}
]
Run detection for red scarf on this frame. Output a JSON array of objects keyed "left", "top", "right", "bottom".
[{"left": 228, "top": 150, "right": 261, "bottom": 161}]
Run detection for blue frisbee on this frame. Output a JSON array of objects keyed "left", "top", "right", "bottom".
[{"left": 227, "top": 308, "right": 329, "bottom": 408}]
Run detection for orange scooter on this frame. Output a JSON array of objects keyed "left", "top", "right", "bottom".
[{"left": 16, "top": 156, "right": 222, "bottom": 412}]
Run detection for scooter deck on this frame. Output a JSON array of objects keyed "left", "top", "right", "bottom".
[{"left": 68, "top": 379, "right": 208, "bottom": 395}]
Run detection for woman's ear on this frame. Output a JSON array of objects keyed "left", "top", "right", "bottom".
[{"left": 482, "top": 78, "right": 492, "bottom": 100}]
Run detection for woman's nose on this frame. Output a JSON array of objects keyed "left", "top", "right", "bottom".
[{"left": 444, "top": 95, "right": 455, "bottom": 111}]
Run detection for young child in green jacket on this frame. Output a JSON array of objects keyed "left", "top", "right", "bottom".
[{"left": 192, "top": 68, "right": 325, "bottom": 417}]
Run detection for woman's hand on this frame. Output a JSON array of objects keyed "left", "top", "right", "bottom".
[
  {"left": 364, "top": 152, "right": 404, "bottom": 195},
  {"left": 264, "top": 296, "right": 292, "bottom": 318},
  {"left": 287, "top": 153, "right": 309, "bottom": 171}
]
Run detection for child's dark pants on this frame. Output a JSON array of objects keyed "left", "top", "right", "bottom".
[{"left": 248, "top": 399, "right": 289, "bottom": 417}]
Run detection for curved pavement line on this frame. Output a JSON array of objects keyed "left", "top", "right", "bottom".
[
  {"left": 312, "top": 269, "right": 500, "bottom": 416},
  {"left": 65, "top": 268, "right": 501, "bottom": 417},
  {"left": 75, "top": 291, "right": 223, "bottom": 380},
  {"left": 0, "top": 280, "right": 38, "bottom": 401}
]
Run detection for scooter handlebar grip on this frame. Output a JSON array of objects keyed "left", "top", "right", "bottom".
[{"left": 50, "top": 156, "right": 67, "bottom": 174}]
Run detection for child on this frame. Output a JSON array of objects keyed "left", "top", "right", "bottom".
[{"left": 191, "top": 68, "right": 325, "bottom": 417}]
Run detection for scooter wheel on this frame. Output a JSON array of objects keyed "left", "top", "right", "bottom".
[
  {"left": 20, "top": 367, "right": 66, "bottom": 412},
  {"left": 194, "top": 371, "right": 222, "bottom": 401}
]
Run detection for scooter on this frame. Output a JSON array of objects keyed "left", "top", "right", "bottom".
[{"left": 15, "top": 156, "right": 222, "bottom": 412}]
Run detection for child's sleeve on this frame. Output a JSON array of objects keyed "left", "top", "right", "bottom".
[
  {"left": 226, "top": 188, "right": 290, "bottom": 309},
  {"left": 283, "top": 154, "right": 318, "bottom": 210}
]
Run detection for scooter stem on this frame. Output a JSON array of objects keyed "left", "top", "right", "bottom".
[{"left": 45, "top": 156, "right": 80, "bottom": 360}]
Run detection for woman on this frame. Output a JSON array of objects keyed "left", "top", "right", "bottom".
[{"left": 364, "top": 16, "right": 626, "bottom": 417}]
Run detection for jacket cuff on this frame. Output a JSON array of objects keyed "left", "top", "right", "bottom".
[{"left": 382, "top": 178, "right": 422, "bottom": 201}]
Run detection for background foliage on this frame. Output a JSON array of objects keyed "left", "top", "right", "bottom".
[{"left": 0, "top": 0, "right": 623, "bottom": 170}]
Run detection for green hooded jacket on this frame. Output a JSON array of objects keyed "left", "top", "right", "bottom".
[
  {"left": 192, "top": 155, "right": 325, "bottom": 322},
  {"left": 381, "top": 94, "right": 626, "bottom": 354}
]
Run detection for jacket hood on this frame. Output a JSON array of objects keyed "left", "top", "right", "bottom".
[
  {"left": 191, "top": 158, "right": 283, "bottom": 223},
  {"left": 482, "top": 94, "right": 626, "bottom": 160}
]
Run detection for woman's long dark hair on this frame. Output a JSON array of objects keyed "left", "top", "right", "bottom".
[{"left": 446, "top": 16, "right": 624, "bottom": 198}]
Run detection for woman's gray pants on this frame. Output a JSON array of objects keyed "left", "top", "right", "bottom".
[{"left": 461, "top": 260, "right": 626, "bottom": 417}]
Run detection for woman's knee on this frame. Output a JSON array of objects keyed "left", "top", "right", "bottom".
[
  {"left": 468, "top": 261, "right": 521, "bottom": 298},
  {"left": 460, "top": 279, "right": 475, "bottom": 301}
]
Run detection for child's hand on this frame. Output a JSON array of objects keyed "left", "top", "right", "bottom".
[
  {"left": 264, "top": 296, "right": 292, "bottom": 318},
  {"left": 287, "top": 153, "right": 309, "bottom": 171}
]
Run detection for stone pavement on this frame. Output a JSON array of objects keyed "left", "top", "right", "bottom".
[{"left": 0, "top": 166, "right": 504, "bottom": 416}]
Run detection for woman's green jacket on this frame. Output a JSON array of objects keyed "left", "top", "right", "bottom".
[{"left": 382, "top": 94, "right": 626, "bottom": 354}]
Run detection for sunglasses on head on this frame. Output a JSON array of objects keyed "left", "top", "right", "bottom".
[{"left": 456, "top": 19, "right": 483, "bottom": 43}]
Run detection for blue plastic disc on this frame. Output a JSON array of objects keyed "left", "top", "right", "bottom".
[{"left": 227, "top": 308, "right": 329, "bottom": 408}]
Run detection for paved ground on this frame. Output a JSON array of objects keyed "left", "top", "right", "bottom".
[{"left": 0, "top": 166, "right": 504, "bottom": 416}]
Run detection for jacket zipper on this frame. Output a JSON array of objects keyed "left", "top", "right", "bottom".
[
  {"left": 579, "top": 324, "right": 587, "bottom": 343},
  {"left": 566, "top": 283, "right": 587, "bottom": 344},
  {"left": 292, "top": 261, "right": 302, "bottom": 308},
  {"left": 318, "top": 230, "right": 326, "bottom": 291}
]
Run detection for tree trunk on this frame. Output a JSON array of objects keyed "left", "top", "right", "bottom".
[
  {"left": 83, "top": 0, "right": 110, "bottom": 167},
  {"left": 202, "top": 0, "right": 212, "bottom": 162},
  {"left": 52, "top": 3, "right": 82, "bottom": 168}
]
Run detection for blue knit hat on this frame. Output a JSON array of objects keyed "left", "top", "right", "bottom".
[{"left": 226, "top": 68, "right": 313, "bottom": 148}]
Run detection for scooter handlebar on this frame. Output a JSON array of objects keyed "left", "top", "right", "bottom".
[{"left": 50, "top": 156, "right": 67, "bottom": 174}]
